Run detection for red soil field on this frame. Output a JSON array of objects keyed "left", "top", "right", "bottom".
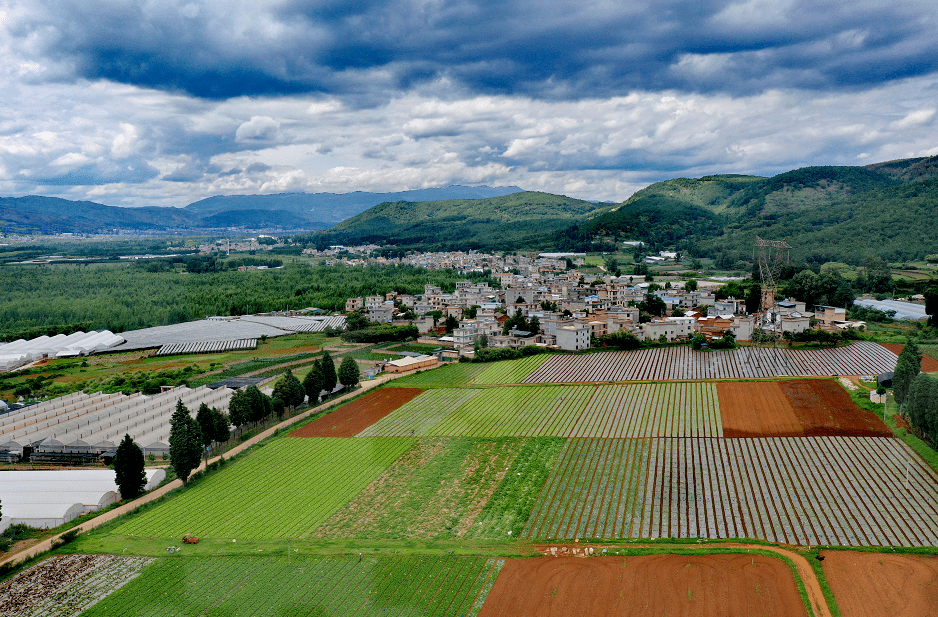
[
  {"left": 823, "top": 551, "right": 938, "bottom": 617},
  {"left": 879, "top": 343, "right": 938, "bottom": 372},
  {"left": 477, "top": 555, "right": 807, "bottom": 617},
  {"left": 717, "top": 380, "right": 891, "bottom": 437},
  {"left": 779, "top": 380, "right": 892, "bottom": 437},
  {"left": 718, "top": 382, "right": 803, "bottom": 437},
  {"left": 289, "top": 388, "right": 423, "bottom": 437}
]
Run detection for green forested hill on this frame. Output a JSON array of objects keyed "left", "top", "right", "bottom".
[
  {"left": 561, "top": 156, "right": 938, "bottom": 265},
  {"left": 317, "top": 191, "right": 614, "bottom": 250}
]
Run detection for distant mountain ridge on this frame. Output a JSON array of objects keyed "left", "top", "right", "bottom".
[{"left": 0, "top": 185, "right": 523, "bottom": 234}]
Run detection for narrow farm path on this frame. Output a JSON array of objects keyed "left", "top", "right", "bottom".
[
  {"left": 0, "top": 371, "right": 406, "bottom": 568},
  {"left": 535, "top": 542, "right": 832, "bottom": 617}
]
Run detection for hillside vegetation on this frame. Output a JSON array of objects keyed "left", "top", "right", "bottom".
[{"left": 316, "top": 191, "right": 614, "bottom": 251}]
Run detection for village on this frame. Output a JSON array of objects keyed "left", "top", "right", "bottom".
[{"left": 332, "top": 246, "right": 866, "bottom": 359}]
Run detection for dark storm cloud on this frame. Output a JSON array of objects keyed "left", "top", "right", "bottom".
[{"left": 9, "top": 0, "right": 938, "bottom": 101}]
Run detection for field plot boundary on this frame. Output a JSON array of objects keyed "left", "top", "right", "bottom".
[
  {"left": 358, "top": 383, "right": 723, "bottom": 438},
  {"left": 523, "top": 341, "right": 898, "bottom": 383},
  {"left": 289, "top": 387, "right": 424, "bottom": 437},
  {"left": 822, "top": 551, "right": 938, "bottom": 617}
]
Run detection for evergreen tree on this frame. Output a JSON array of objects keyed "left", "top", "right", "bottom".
[
  {"left": 894, "top": 340, "right": 922, "bottom": 412},
  {"left": 113, "top": 434, "right": 146, "bottom": 500},
  {"left": 211, "top": 409, "right": 231, "bottom": 443},
  {"left": 272, "top": 397, "right": 286, "bottom": 420},
  {"left": 273, "top": 370, "right": 305, "bottom": 409},
  {"left": 195, "top": 403, "right": 214, "bottom": 450},
  {"left": 245, "top": 385, "right": 268, "bottom": 424},
  {"left": 338, "top": 356, "right": 360, "bottom": 388},
  {"left": 303, "top": 362, "right": 324, "bottom": 404},
  {"left": 228, "top": 389, "right": 251, "bottom": 428},
  {"left": 906, "top": 373, "right": 937, "bottom": 440},
  {"left": 169, "top": 400, "right": 202, "bottom": 484},
  {"left": 320, "top": 351, "right": 338, "bottom": 395}
]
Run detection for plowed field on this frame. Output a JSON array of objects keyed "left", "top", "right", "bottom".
[
  {"left": 780, "top": 380, "right": 891, "bottom": 436},
  {"left": 718, "top": 382, "right": 802, "bottom": 437},
  {"left": 290, "top": 388, "right": 424, "bottom": 437},
  {"left": 878, "top": 343, "right": 938, "bottom": 372},
  {"left": 718, "top": 380, "right": 890, "bottom": 437},
  {"left": 823, "top": 551, "right": 938, "bottom": 617},
  {"left": 477, "top": 554, "right": 807, "bottom": 617}
]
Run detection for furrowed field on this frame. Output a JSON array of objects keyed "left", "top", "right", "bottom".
[{"left": 7, "top": 341, "right": 938, "bottom": 616}]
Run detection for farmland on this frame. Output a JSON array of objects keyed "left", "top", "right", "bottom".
[
  {"left": 0, "top": 554, "right": 153, "bottom": 617},
  {"left": 822, "top": 551, "right": 938, "bottom": 617},
  {"left": 523, "top": 436, "right": 938, "bottom": 546},
  {"left": 112, "top": 438, "right": 414, "bottom": 540},
  {"left": 313, "top": 437, "right": 521, "bottom": 539},
  {"left": 289, "top": 388, "right": 424, "bottom": 437},
  {"left": 523, "top": 341, "right": 899, "bottom": 382},
  {"left": 388, "top": 354, "right": 550, "bottom": 387},
  {"left": 478, "top": 554, "right": 807, "bottom": 617},
  {"left": 360, "top": 383, "right": 722, "bottom": 438},
  {"left": 80, "top": 554, "right": 504, "bottom": 617}
]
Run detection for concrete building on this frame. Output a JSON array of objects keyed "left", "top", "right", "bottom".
[{"left": 556, "top": 323, "right": 591, "bottom": 351}]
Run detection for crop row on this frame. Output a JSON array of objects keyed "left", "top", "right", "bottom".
[
  {"left": 113, "top": 438, "right": 414, "bottom": 539},
  {"left": 523, "top": 341, "right": 899, "bottom": 382},
  {"left": 314, "top": 437, "right": 524, "bottom": 540},
  {"left": 521, "top": 436, "right": 938, "bottom": 546},
  {"left": 470, "top": 354, "right": 552, "bottom": 384},
  {"left": 359, "top": 384, "right": 722, "bottom": 438},
  {"left": 389, "top": 362, "right": 487, "bottom": 387},
  {"left": 0, "top": 554, "right": 153, "bottom": 617},
  {"left": 81, "top": 555, "right": 505, "bottom": 617},
  {"left": 523, "top": 438, "right": 649, "bottom": 539}
]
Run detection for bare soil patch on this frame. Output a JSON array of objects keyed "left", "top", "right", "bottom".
[
  {"left": 289, "top": 387, "right": 423, "bottom": 437},
  {"left": 718, "top": 382, "right": 803, "bottom": 437},
  {"left": 780, "top": 380, "right": 891, "bottom": 437},
  {"left": 879, "top": 343, "right": 938, "bottom": 372},
  {"left": 478, "top": 554, "right": 807, "bottom": 617},
  {"left": 823, "top": 551, "right": 938, "bottom": 617}
]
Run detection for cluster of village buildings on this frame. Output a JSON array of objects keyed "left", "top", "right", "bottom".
[{"left": 345, "top": 273, "right": 860, "bottom": 355}]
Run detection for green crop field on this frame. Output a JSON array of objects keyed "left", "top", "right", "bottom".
[
  {"left": 471, "top": 354, "right": 552, "bottom": 384},
  {"left": 314, "top": 437, "right": 523, "bottom": 540},
  {"left": 80, "top": 554, "right": 504, "bottom": 617},
  {"left": 359, "top": 383, "right": 722, "bottom": 438},
  {"left": 112, "top": 438, "right": 414, "bottom": 540},
  {"left": 523, "top": 438, "right": 651, "bottom": 540}
]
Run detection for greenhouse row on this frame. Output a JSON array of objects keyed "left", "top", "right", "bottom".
[
  {"left": 0, "top": 330, "right": 125, "bottom": 372},
  {"left": 0, "top": 385, "right": 234, "bottom": 462}
]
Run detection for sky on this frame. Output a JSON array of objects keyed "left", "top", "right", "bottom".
[{"left": 1, "top": 0, "right": 937, "bottom": 208}]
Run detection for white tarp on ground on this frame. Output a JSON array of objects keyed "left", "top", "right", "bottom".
[{"left": 0, "top": 468, "right": 165, "bottom": 529}]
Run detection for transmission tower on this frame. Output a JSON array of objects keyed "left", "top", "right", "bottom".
[
  {"left": 754, "top": 237, "right": 791, "bottom": 313},
  {"left": 751, "top": 237, "right": 791, "bottom": 372}
]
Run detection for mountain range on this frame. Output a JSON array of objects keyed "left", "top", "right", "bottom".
[{"left": 0, "top": 186, "right": 523, "bottom": 235}]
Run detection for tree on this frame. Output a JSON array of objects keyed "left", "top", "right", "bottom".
[
  {"left": 906, "top": 373, "right": 938, "bottom": 441},
  {"left": 195, "top": 403, "right": 214, "bottom": 450},
  {"left": 113, "top": 434, "right": 146, "bottom": 500},
  {"left": 303, "top": 362, "right": 324, "bottom": 404},
  {"left": 244, "top": 385, "right": 269, "bottom": 424},
  {"left": 228, "top": 389, "right": 251, "bottom": 428},
  {"left": 169, "top": 399, "right": 202, "bottom": 484},
  {"left": 894, "top": 340, "right": 922, "bottom": 413},
  {"left": 638, "top": 294, "right": 666, "bottom": 317},
  {"left": 272, "top": 397, "right": 286, "bottom": 420},
  {"left": 211, "top": 409, "right": 230, "bottom": 443},
  {"left": 273, "top": 369, "right": 305, "bottom": 409},
  {"left": 444, "top": 314, "right": 458, "bottom": 333},
  {"left": 338, "top": 355, "right": 360, "bottom": 388},
  {"left": 320, "top": 351, "right": 338, "bottom": 396},
  {"left": 685, "top": 278, "right": 698, "bottom": 292}
]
